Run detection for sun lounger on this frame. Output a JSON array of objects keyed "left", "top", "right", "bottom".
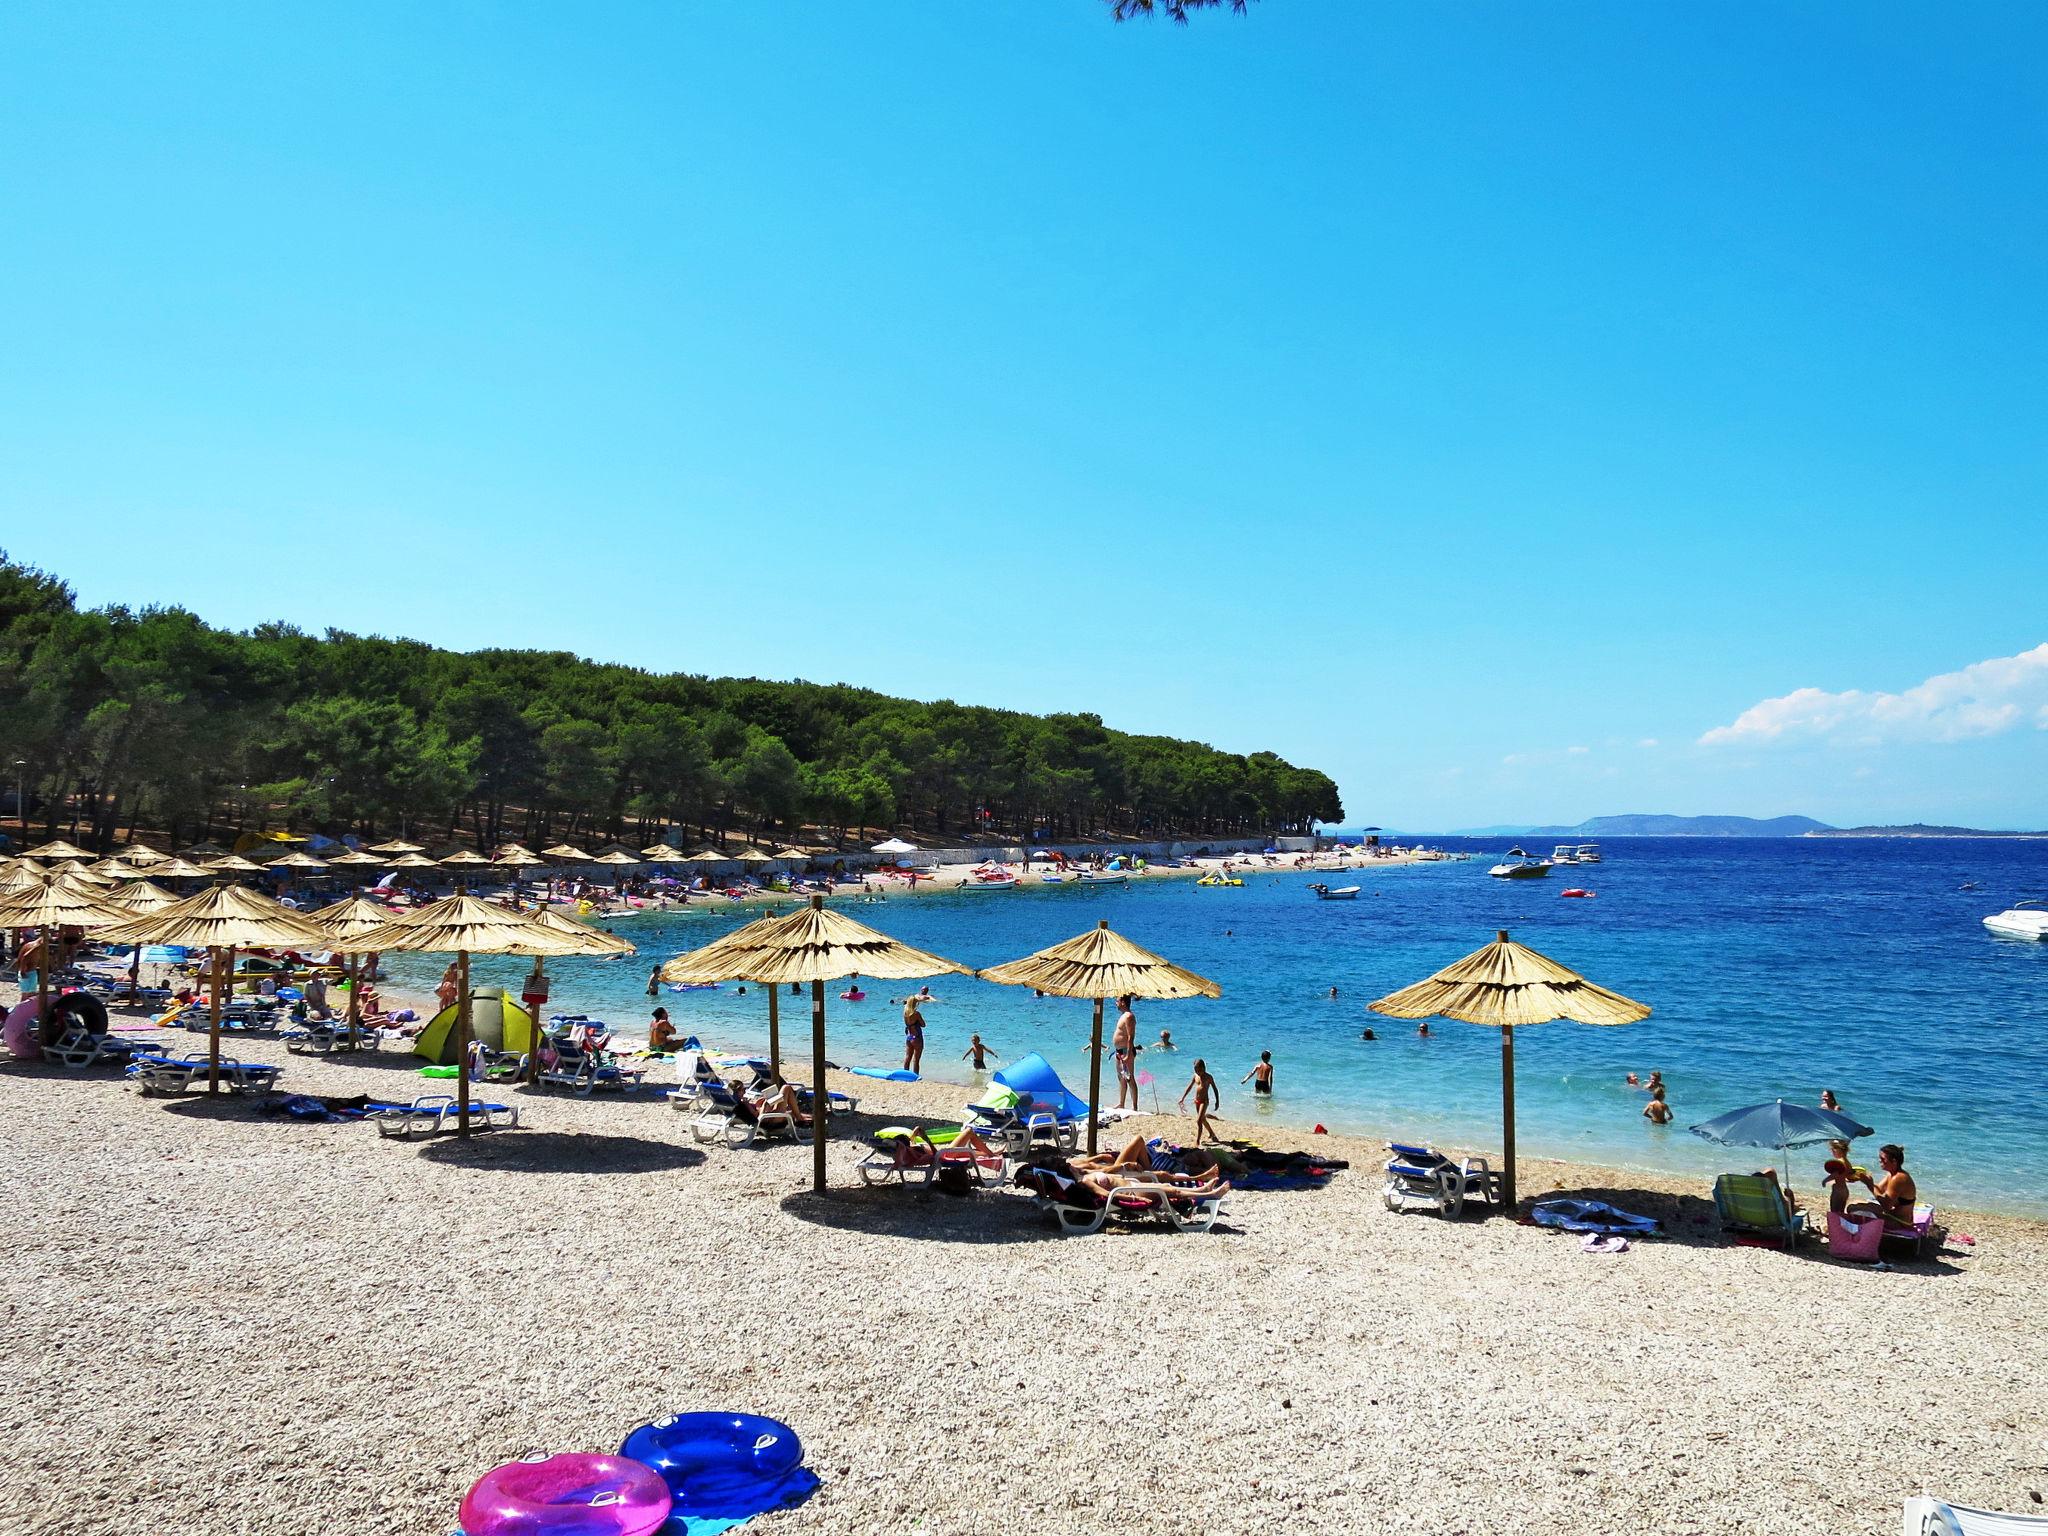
[
  {"left": 1382, "top": 1142, "right": 1503, "bottom": 1218},
  {"left": 284, "top": 1020, "right": 382, "bottom": 1055},
  {"left": 1013, "top": 1166, "right": 1109, "bottom": 1234},
  {"left": 126, "top": 1053, "right": 282, "bottom": 1098},
  {"left": 538, "top": 1039, "right": 647, "bottom": 1096},
  {"left": 857, "top": 1127, "right": 1007, "bottom": 1188},
  {"left": 1903, "top": 1496, "right": 2048, "bottom": 1534},
  {"left": 1713, "top": 1173, "right": 1806, "bottom": 1248},
  {"left": 689, "top": 1081, "right": 799, "bottom": 1147},
  {"left": 42, "top": 1024, "right": 151, "bottom": 1068},
  {"left": 1104, "top": 1181, "right": 1229, "bottom": 1233},
  {"left": 372, "top": 1094, "right": 520, "bottom": 1138}
]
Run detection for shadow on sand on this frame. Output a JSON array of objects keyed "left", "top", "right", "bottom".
[{"left": 416, "top": 1129, "right": 707, "bottom": 1175}]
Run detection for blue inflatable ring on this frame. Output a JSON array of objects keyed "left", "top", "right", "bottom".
[{"left": 618, "top": 1413, "right": 808, "bottom": 1518}]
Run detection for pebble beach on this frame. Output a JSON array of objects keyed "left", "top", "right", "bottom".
[{"left": 3, "top": 1004, "right": 2044, "bottom": 1536}]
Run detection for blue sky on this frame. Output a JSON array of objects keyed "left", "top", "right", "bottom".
[{"left": 3, "top": 4, "right": 2043, "bottom": 830}]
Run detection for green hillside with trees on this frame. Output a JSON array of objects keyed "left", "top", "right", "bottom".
[{"left": 0, "top": 553, "right": 1341, "bottom": 853}]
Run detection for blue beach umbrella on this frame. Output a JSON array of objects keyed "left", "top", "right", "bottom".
[{"left": 1689, "top": 1099, "right": 1876, "bottom": 1187}]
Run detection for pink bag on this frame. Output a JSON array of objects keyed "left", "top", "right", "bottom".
[{"left": 1827, "top": 1210, "right": 1884, "bottom": 1262}]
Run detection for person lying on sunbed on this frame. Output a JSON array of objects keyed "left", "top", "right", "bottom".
[
  {"left": 738, "top": 1079, "right": 813, "bottom": 1129},
  {"left": 1078, "top": 1167, "right": 1230, "bottom": 1201},
  {"left": 915, "top": 1125, "right": 1001, "bottom": 1159},
  {"left": 1072, "top": 1134, "right": 1158, "bottom": 1174}
]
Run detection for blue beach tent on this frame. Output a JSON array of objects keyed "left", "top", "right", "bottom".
[{"left": 992, "top": 1052, "right": 1089, "bottom": 1120}]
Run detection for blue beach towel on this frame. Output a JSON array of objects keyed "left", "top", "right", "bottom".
[
  {"left": 1530, "top": 1199, "right": 1661, "bottom": 1236},
  {"left": 850, "top": 1067, "right": 919, "bottom": 1081}
]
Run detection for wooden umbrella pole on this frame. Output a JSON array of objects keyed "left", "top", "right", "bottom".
[
  {"left": 767, "top": 984, "right": 781, "bottom": 1083},
  {"left": 1501, "top": 1023, "right": 1517, "bottom": 1211},
  {"left": 34, "top": 925, "right": 50, "bottom": 1065},
  {"left": 1086, "top": 996, "right": 1105, "bottom": 1155},
  {"left": 456, "top": 948, "right": 473, "bottom": 1136},
  {"left": 810, "top": 977, "right": 827, "bottom": 1193},
  {"left": 207, "top": 945, "right": 224, "bottom": 1095}
]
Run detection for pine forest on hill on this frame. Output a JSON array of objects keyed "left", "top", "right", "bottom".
[{"left": 0, "top": 554, "right": 1342, "bottom": 855}]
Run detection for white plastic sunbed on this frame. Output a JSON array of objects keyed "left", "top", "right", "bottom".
[
  {"left": 372, "top": 1094, "right": 520, "bottom": 1138},
  {"left": 127, "top": 1053, "right": 282, "bottom": 1097},
  {"left": 1904, "top": 1498, "right": 2048, "bottom": 1534}
]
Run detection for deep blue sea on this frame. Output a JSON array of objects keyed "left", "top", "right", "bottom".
[{"left": 387, "top": 838, "right": 2048, "bottom": 1214}]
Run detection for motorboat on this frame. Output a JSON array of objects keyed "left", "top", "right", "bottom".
[
  {"left": 1983, "top": 899, "right": 2048, "bottom": 941},
  {"left": 1574, "top": 843, "right": 1602, "bottom": 863},
  {"left": 1076, "top": 871, "right": 1129, "bottom": 886},
  {"left": 1309, "top": 883, "right": 1360, "bottom": 900},
  {"left": 1550, "top": 845, "right": 1580, "bottom": 865},
  {"left": 962, "top": 875, "right": 1018, "bottom": 891},
  {"left": 1487, "top": 848, "right": 1552, "bottom": 879}
]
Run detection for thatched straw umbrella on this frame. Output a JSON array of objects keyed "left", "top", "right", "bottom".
[
  {"left": 23, "top": 839, "right": 94, "bottom": 862},
  {"left": 541, "top": 843, "right": 592, "bottom": 861},
  {"left": 350, "top": 895, "right": 596, "bottom": 1134},
  {"left": 1369, "top": 929, "right": 1651, "bottom": 1208},
  {"left": 266, "top": 850, "right": 329, "bottom": 872},
  {"left": 662, "top": 894, "right": 971, "bottom": 1191},
  {"left": 438, "top": 849, "right": 494, "bottom": 869},
  {"left": 657, "top": 911, "right": 798, "bottom": 1083},
  {"left": 980, "top": 919, "right": 1221, "bottom": 1153},
  {"left": 734, "top": 847, "right": 775, "bottom": 867},
  {"left": 104, "top": 878, "right": 183, "bottom": 999},
  {"left": 369, "top": 840, "right": 425, "bottom": 856},
  {"left": 202, "top": 854, "right": 266, "bottom": 875},
  {"left": 153, "top": 857, "right": 212, "bottom": 881},
  {"left": 325, "top": 850, "right": 385, "bottom": 869},
  {"left": 100, "top": 884, "right": 331, "bottom": 1093},
  {"left": 118, "top": 844, "right": 171, "bottom": 867},
  {"left": 0, "top": 870, "right": 132, "bottom": 1048},
  {"left": 386, "top": 853, "right": 439, "bottom": 870},
  {"left": 640, "top": 843, "right": 689, "bottom": 863},
  {"left": 308, "top": 896, "right": 403, "bottom": 1028}
]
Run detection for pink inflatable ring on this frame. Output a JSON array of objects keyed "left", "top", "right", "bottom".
[{"left": 459, "top": 1451, "right": 671, "bottom": 1536}]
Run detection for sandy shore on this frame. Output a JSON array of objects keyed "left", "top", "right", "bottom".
[{"left": 1, "top": 990, "right": 2042, "bottom": 1536}]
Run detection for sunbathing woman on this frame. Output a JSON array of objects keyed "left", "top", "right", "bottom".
[
  {"left": 741, "top": 1079, "right": 814, "bottom": 1129},
  {"left": 1072, "top": 1134, "right": 1158, "bottom": 1174},
  {"left": 1078, "top": 1167, "right": 1230, "bottom": 1201}
]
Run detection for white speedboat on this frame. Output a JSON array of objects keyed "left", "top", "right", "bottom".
[
  {"left": 1309, "top": 883, "right": 1360, "bottom": 900},
  {"left": 1550, "top": 845, "right": 1579, "bottom": 865},
  {"left": 1574, "top": 843, "right": 1602, "bottom": 863},
  {"left": 1488, "top": 848, "right": 1552, "bottom": 879},
  {"left": 1983, "top": 899, "right": 2048, "bottom": 941}
]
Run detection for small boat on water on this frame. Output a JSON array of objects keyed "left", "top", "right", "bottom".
[
  {"left": 1076, "top": 872, "right": 1130, "bottom": 886},
  {"left": 1550, "top": 845, "right": 1580, "bottom": 865},
  {"left": 1574, "top": 843, "right": 1602, "bottom": 863},
  {"left": 1309, "top": 883, "right": 1360, "bottom": 901},
  {"left": 1488, "top": 847, "right": 1552, "bottom": 880},
  {"left": 1983, "top": 899, "right": 2048, "bottom": 941},
  {"left": 1196, "top": 872, "right": 1243, "bottom": 888},
  {"left": 962, "top": 876, "right": 1018, "bottom": 891}
]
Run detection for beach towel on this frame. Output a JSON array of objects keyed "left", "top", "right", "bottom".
[
  {"left": 1530, "top": 1199, "right": 1660, "bottom": 1236},
  {"left": 850, "top": 1067, "right": 919, "bottom": 1081}
]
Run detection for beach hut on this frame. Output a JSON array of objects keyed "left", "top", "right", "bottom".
[
  {"left": 662, "top": 895, "right": 970, "bottom": 1191},
  {"left": 980, "top": 919, "right": 1220, "bottom": 1153},
  {"left": 99, "top": 884, "right": 332, "bottom": 1093},
  {"left": 1369, "top": 929, "right": 1651, "bottom": 1208},
  {"left": 349, "top": 895, "right": 595, "bottom": 1134}
]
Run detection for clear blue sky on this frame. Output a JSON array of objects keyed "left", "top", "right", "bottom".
[{"left": 3, "top": 4, "right": 2043, "bottom": 829}]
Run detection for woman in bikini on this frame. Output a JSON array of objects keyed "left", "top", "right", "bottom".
[{"left": 1847, "top": 1144, "right": 1916, "bottom": 1226}]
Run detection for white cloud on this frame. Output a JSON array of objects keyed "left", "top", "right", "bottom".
[
  {"left": 1637, "top": 738, "right": 1659, "bottom": 749},
  {"left": 1701, "top": 643, "right": 2048, "bottom": 748},
  {"left": 1567, "top": 745, "right": 1590, "bottom": 756}
]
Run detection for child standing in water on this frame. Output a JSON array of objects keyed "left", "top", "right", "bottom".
[
  {"left": 961, "top": 1033, "right": 996, "bottom": 1072},
  {"left": 1179, "top": 1058, "right": 1221, "bottom": 1144}
]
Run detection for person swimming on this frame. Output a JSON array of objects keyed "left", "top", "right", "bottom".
[
  {"left": 1360, "top": 1028, "right": 1376, "bottom": 1041},
  {"left": 1155, "top": 1029, "right": 1176, "bottom": 1051}
]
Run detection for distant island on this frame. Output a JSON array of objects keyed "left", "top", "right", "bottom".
[
  {"left": 1450, "top": 813, "right": 1832, "bottom": 838},
  {"left": 1436, "top": 813, "right": 2043, "bottom": 839}
]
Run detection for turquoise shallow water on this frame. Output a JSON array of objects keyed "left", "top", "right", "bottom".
[{"left": 386, "top": 838, "right": 2048, "bottom": 1214}]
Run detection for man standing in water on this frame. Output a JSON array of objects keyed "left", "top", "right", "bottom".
[
  {"left": 1113, "top": 994, "right": 1139, "bottom": 1110},
  {"left": 1242, "top": 1050, "right": 1275, "bottom": 1097}
]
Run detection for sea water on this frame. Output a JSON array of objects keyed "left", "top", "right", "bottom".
[{"left": 386, "top": 838, "right": 2048, "bottom": 1214}]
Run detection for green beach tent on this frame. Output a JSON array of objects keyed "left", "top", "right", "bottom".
[{"left": 412, "top": 987, "right": 537, "bottom": 1066}]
